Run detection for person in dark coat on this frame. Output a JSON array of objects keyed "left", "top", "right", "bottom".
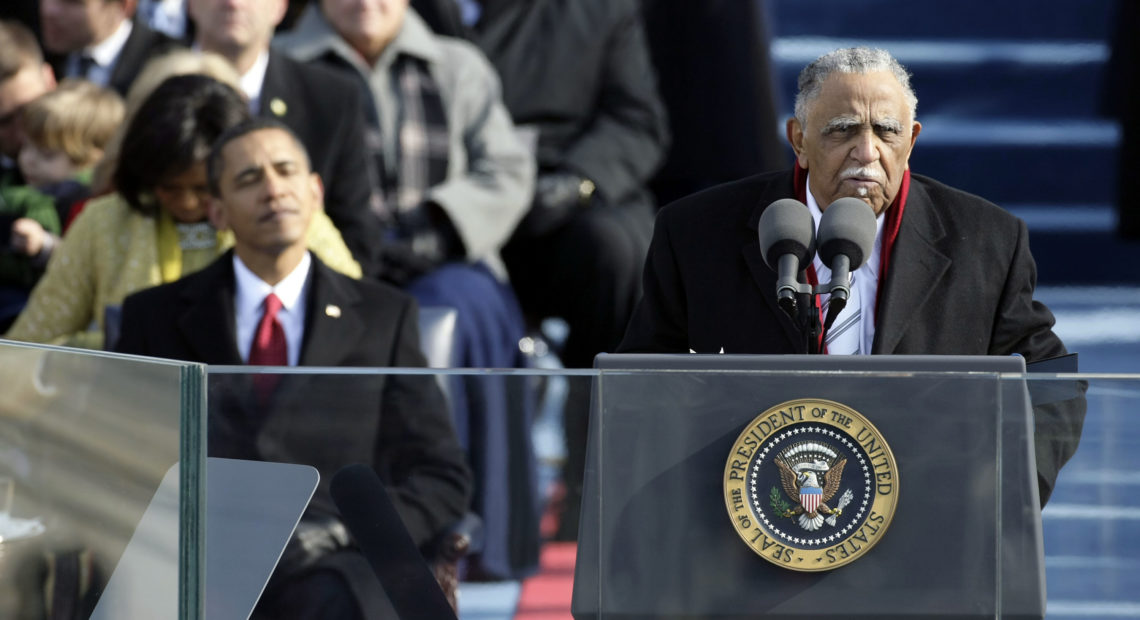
[
  {"left": 117, "top": 118, "right": 472, "bottom": 619},
  {"left": 641, "top": 0, "right": 788, "bottom": 206},
  {"left": 188, "top": 0, "right": 385, "bottom": 277},
  {"left": 40, "top": 0, "right": 179, "bottom": 96},
  {"left": 412, "top": 0, "right": 786, "bottom": 207},
  {"left": 420, "top": 0, "right": 670, "bottom": 370},
  {"left": 619, "top": 47, "right": 1085, "bottom": 505}
]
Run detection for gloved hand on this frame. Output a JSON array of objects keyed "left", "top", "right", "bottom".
[
  {"left": 537, "top": 172, "right": 586, "bottom": 212},
  {"left": 379, "top": 202, "right": 465, "bottom": 287},
  {"left": 277, "top": 514, "right": 353, "bottom": 573},
  {"left": 513, "top": 172, "right": 595, "bottom": 239},
  {"left": 380, "top": 235, "right": 446, "bottom": 287}
]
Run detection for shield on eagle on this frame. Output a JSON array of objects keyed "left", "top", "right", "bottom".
[{"left": 800, "top": 486, "right": 823, "bottom": 513}]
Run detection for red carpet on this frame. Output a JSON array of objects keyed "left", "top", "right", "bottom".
[{"left": 512, "top": 542, "right": 576, "bottom": 620}]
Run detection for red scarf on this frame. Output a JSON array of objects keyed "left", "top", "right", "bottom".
[{"left": 792, "top": 164, "right": 911, "bottom": 350}]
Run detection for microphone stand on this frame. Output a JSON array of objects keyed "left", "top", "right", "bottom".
[
  {"left": 780, "top": 271, "right": 848, "bottom": 356},
  {"left": 780, "top": 270, "right": 824, "bottom": 355},
  {"left": 798, "top": 289, "right": 825, "bottom": 353},
  {"left": 804, "top": 292, "right": 821, "bottom": 355}
]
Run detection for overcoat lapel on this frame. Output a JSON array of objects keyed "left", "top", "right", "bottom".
[
  {"left": 872, "top": 183, "right": 951, "bottom": 354},
  {"left": 176, "top": 256, "right": 243, "bottom": 364},
  {"left": 259, "top": 53, "right": 291, "bottom": 120}
]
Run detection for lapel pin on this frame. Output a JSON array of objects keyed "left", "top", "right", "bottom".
[
  {"left": 325, "top": 304, "right": 341, "bottom": 318},
  {"left": 269, "top": 98, "right": 287, "bottom": 117}
]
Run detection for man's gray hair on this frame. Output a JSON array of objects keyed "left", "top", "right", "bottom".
[{"left": 793, "top": 47, "right": 918, "bottom": 125}]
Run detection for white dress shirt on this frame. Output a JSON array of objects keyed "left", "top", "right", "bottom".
[
  {"left": 69, "top": 18, "right": 133, "bottom": 87},
  {"left": 239, "top": 50, "right": 270, "bottom": 115},
  {"left": 805, "top": 175, "right": 886, "bottom": 355},
  {"left": 233, "top": 252, "right": 311, "bottom": 366}
]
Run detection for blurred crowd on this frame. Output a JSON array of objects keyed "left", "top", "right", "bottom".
[
  {"left": 0, "top": 0, "right": 791, "bottom": 347},
  {"left": 0, "top": 0, "right": 786, "bottom": 588}
]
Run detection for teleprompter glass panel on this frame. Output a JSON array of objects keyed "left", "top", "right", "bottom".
[
  {"left": 201, "top": 366, "right": 592, "bottom": 615},
  {"left": 0, "top": 341, "right": 202, "bottom": 619},
  {"left": 1028, "top": 374, "right": 1140, "bottom": 618}
]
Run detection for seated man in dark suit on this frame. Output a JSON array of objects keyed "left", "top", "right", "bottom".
[
  {"left": 277, "top": 0, "right": 539, "bottom": 578},
  {"left": 619, "top": 46, "right": 1085, "bottom": 506},
  {"left": 116, "top": 117, "right": 472, "bottom": 619}
]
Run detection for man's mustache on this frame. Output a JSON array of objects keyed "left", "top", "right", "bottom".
[{"left": 840, "top": 167, "right": 884, "bottom": 182}]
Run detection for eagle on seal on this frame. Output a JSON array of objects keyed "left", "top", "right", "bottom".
[{"left": 776, "top": 457, "right": 847, "bottom": 531}]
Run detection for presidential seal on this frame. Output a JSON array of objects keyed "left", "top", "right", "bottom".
[{"left": 723, "top": 399, "right": 899, "bottom": 572}]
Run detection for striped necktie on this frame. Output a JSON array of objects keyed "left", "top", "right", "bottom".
[{"left": 824, "top": 274, "right": 862, "bottom": 355}]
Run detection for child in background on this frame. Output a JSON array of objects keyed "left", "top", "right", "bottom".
[
  {"left": 0, "top": 179, "right": 56, "bottom": 330},
  {"left": 12, "top": 80, "right": 124, "bottom": 259},
  {"left": 0, "top": 80, "right": 122, "bottom": 329},
  {"left": 0, "top": 182, "right": 58, "bottom": 329}
]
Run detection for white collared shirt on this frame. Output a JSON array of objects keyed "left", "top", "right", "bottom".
[
  {"left": 69, "top": 18, "right": 133, "bottom": 86},
  {"left": 805, "top": 175, "right": 886, "bottom": 355},
  {"left": 239, "top": 50, "right": 270, "bottom": 115},
  {"left": 233, "top": 252, "right": 311, "bottom": 366}
]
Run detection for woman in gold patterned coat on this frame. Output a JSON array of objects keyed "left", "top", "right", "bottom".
[{"left": 5, "top": 73, "right": 359, "bottom": 349}]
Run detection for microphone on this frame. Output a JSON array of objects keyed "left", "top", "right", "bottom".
[
  {"left": 758, "top": 199, "right": 816, "bottom": 318},
  {"left": 817, "top": 197, "right": 877, "bottom": 328},
  {"left": 330, "top": 464, "right": 457, "bottom": 620}
]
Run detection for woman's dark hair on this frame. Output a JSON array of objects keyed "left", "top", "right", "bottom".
[{"left": 114, "top": 74, "right": 250, "bottom": 216}]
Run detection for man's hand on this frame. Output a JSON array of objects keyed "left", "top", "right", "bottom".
[
  {"left": 379, "top": 203, "right": 464, "bottom": 287},
  {"left": 278, "top": 515, "right": 353, "bottom": 573},
  {"left": 514, "top": 172, "right": 595, "bottom": 238},
  {"left": 10, "top": 218, "right": 46, "bottom": 256},
  {"left": 380, "top": 236, "right": 447, "bottom": 287}
]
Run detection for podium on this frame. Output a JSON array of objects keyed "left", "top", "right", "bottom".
[{"left": 572, "top": 355, "right": 1051, "bottom": 620}]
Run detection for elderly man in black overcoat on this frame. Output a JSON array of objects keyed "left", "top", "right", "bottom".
[{"left": 620, "top": 47, "right": 1085, "bottom": 506}]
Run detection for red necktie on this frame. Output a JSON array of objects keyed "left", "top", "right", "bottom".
[
  {"left": 249, "top": 293, "right": 287, "bottom": 403},
  {"left": 249, "top": 293, "right": 287, "bottom": 366}
]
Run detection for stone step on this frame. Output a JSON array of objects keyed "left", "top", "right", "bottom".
[
  {"left": 1029, "top": 230, "right": 1138, "bottom": 284},
  {"left": 772, "top": 38, "right": 1110, "bottom": 119},
  {"left": 997, "top": 206, "right": 1124, "bottom": 285},
  {"left": 900, "top": 117, "right": 1117, "bottom": 205},
  {"left": 1005, "top": 204, "right": 1115, "bottom": 232},
  {"left": 769, "top": 0, "right": 1114, "bottom": 41}
]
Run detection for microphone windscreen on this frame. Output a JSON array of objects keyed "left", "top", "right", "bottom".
[
  {"left": 758, "top": 199, "right": 815, "bottom": 269},
  {"left": 330, "top": 464, "right": 457, "bottom": 620},
  {"left": 818, "top": 197, "right": 877, "bottom": 268}
]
